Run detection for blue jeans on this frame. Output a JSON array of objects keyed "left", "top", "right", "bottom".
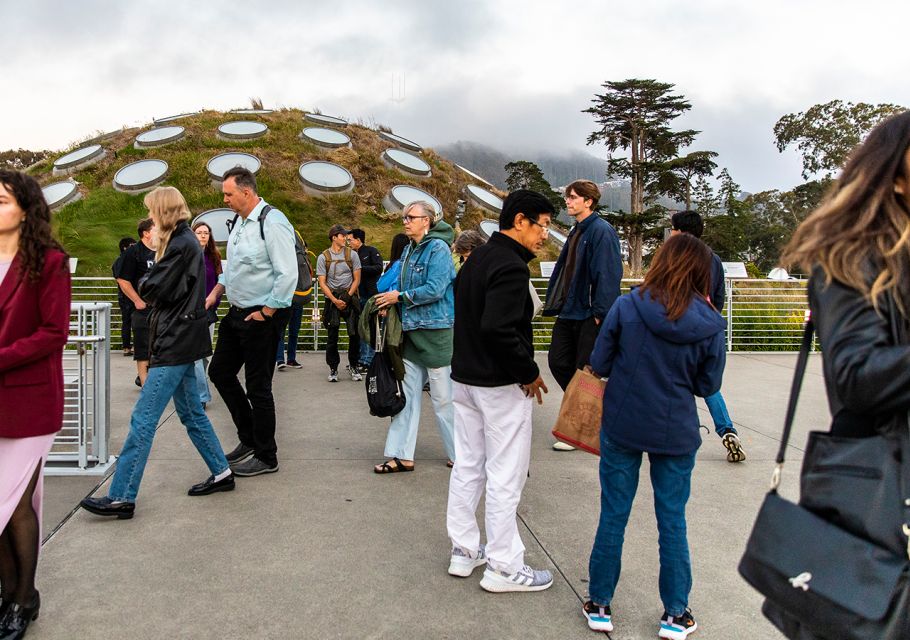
[
  {"left": 276, "top": 302, "right": 304, "bottom": 363},
  {"left": 588, "top": 436, "right": 696, "bottom": 616},
  {"left": 383, "top": 359, "right": 456, "bottom": 461},
  {"left": 359, "top": 340, "right": 375, "bottom": 367},
  {"left": 109, "top": 363, "right": 229, "bottom": 502},
  {"left": 704, "top": 390, "right": 735, "bottom": 435},
  {"left": 194, "top": 359, "right": 211, "bottom": 404}
]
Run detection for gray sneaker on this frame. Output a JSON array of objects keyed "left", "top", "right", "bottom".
[
  {"left": 231, "top": 457, "right": 279, "bottom": 477},
  {"left": 347, "top": 365, "right": 363, "bottom": 382},
  {"left": 448, "top": 544, "right": 487, "bottom": 577},
  {"left": 328, "top": 368, "right": 338, "bottom": 382},
  {"left": 480, "top": 564, "right": 553, "bottom": 592}
]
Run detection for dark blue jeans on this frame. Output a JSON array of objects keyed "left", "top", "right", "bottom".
[
  {"left": 588, "top": 436, "right": 696, "bottom": 616},
  {"left": 276, "top": 302, "right": 304, "bottom": 363}
]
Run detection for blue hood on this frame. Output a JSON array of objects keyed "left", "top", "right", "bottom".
[{"left": 630, "top": 288, "right": 725, "bottom": 345}]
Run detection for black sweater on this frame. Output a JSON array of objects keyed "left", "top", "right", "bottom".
[
  {"left": 451, "top": 232, "right": 539, "bottom": 387},
  {"left": 357, "top": 244, "right": 383, "bottom": 298}
]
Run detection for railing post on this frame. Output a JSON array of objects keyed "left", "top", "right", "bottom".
[{"left": 726, "top": 278, "right": 734, "bottom": 352}]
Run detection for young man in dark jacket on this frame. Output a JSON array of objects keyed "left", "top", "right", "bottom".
[
  {"left": 348, "top": 228, "right": 383, "bottom": 371},
  {"left": 544, "top": 180, "right": 623, "bottom": 450},
  {"left": 670, "top": 210, "right": 745, "bottom": 463},
  {"left": 446, "top": 189, "right": 554, "bottom": 593}
]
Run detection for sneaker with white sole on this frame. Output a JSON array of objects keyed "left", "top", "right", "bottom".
[
  {"left": 328, "top": 368, "right": 338, "bottom": 382},
  {"left": 582, "top": 600, "right": 613, "bottom": 632},
  {"left": 448, "top": 545, "right": 487, "bottom": 577},
  {"left": 347, "top": 365, "right": 363, "bottom": 382},
  {"left": 721, "top": 430, "right": 746, "bottom": 463},
  {"left": 479, "top": 564, "right": 553, "bottom": 592},
  {"left": 276, "top": 361, "right": 286, "bottom": 371},
  {"left": 552, "top": 441, "right": 576, "bottom": 451},
  {"left": 658, "top": 608, "right": 697, "bottom": 639}
]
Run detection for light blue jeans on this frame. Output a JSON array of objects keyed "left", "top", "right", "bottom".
[
  {"left": 704, "top": 390, "right": 735, "bottom": 436},
  {"left": 383, "top": 359, "right": 456, "bottom": 461},
  {"left": 109, "top": 363, "right": 229, "bottom": 502},
  {"left": 194, "top": 358, "right": 211, "bottom": 404}
]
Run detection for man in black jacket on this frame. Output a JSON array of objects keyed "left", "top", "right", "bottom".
[
  {"left": 671, "top": 210, "right": 745, "bottom": 463},
  {"left": 348, "top": 228, "right": 383, "bottom": 371},
  {"left": 446, "top": 189, "right": 554, "bottom": 593}
]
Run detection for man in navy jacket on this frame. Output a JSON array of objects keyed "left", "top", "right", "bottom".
[
  {"left": 543, "top": 180, "right": 623, "bottom": 450},
  {"left": 670, "top": 210, "right": 745, "bottom": 463}
]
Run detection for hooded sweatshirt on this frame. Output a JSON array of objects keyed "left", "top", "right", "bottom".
[{"left": 590, "top": 288, "right": 726, "bottom": 455}]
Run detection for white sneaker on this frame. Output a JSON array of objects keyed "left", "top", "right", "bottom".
[
  {"left": 447, "top": 545, "right": 486, "bottom": 577},
  {"left": 552, "top": 441, "right": 576, "bottom": 451},
  {"left": 347, "top": 365, "right": 363, "bottom": 381},
  {"left": 328, "top": 369, "right": 338, "bottom": 382},
  {"left": 479, "top": 564, "right": 553, "bottom": 593}
]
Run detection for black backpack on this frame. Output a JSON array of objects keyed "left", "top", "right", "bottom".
[
  {"left": 364, "top": 315, "right": 405, "bottom": 418},
  {"left": 228, "top": 205, "right": 314, "bottom": 305}
]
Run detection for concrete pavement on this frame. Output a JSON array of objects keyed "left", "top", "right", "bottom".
[{"left": 30, "top": 352, "right": 827, "bottom": 639}]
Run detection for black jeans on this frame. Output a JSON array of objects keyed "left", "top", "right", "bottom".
[
  {"left": 119, "top": 297, "right": 134, "bottom": 349},
  {"left": 209, "top": 306, "right": 290, "bottom": 466},
  {"left": 325, "top": 312, "right": 360, "bottom": 371},
  {"left": 547, "top": 316, "right": 600, "bottom": 391}
]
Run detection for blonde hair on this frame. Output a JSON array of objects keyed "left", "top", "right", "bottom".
[
  {"left": 781, "top": 110, "right": 910, "bottom": 315},
  {"left": 143, "top": 186, "right": 191, "bottom": 262}
]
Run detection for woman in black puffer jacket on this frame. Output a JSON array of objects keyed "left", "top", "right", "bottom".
[{"left": 81, "top": 187, "right": 233, "bottom": 520}]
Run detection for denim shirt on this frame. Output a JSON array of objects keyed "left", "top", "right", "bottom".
[{"left": 398, "top": 235, "right": 456, "bottom": 331}]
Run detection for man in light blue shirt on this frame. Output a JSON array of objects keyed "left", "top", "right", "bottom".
[{"left": 206, "top": 167, "right": 297, "bottom": 477}]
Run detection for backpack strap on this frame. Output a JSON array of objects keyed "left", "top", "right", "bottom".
[
  {"left": 257, "top": 204, "right": 273, "bottom": 240},
  {"left": 343, "top": 246, "right": 354, "bottom": 271}
]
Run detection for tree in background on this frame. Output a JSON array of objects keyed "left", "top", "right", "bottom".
[
  {"left": 504, "top": 160, "right": 564, "bottom": 212},
  {"left": 691, "top": 175, "right": 721, "bottom": 216},
  {"left": 585, "top": 79, "right": 697, "bottom": 274},
  {"left": 655, "top": 150, "right": 718, "bottom": 209},
  {"left": 774, "top": 99, "right": 905, "bottom": 179}
]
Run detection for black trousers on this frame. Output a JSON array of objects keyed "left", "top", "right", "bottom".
[
  {"left": 119, "top": 297, "right": 134, "bottom": 349},
  {"left": 325, "top": 313, "right": 360, "bottom": 370},
  {"left": 547, "top": 316, "right": 600, "bottom": 391},
  {"left": 209, "top": 306, "right": 290, "bottom": 465}
]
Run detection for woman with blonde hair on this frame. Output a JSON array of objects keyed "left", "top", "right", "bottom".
[{"left": 81, "top": 187, "right": 233, "bottom": 520}]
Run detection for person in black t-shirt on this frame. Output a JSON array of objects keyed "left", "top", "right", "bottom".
[
  {"left": 347, "top": 228, "right": 382, "bottom": 370},
  {"left": 115, "top": 218, "right": 156, "bottom": 385},
  {"left": 112, "top": 237, "right": 136, "bottom": 356}
]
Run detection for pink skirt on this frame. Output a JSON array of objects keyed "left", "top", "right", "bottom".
[{"left": 0, "top": 433, "right": 56, "bottom": 541}]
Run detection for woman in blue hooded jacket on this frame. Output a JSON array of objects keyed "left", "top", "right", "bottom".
[{"left": 583, "top": 233, "right": 725, "bottom": 640}]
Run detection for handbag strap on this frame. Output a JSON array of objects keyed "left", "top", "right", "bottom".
[{"left": 770, "top": 320, "right": 814, "bottom": 491}]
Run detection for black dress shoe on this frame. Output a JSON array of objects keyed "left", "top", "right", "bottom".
[
  {"left": 80, "top": 496, "right": 135, "bottom": 519},
  {"left": 225, "top": 443, "right": 255, "bottom": 464},
  {"left": 188, "top": 473, "right": 235, "bottom": 496},
  {"left": 0, "top": 591, "right": 39, "bottom": 640}
]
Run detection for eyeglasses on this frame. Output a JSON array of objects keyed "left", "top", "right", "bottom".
[
  {"left": 402, "top": 215, "right": 429, "bottom": 224},
  {"left": 528, "top": 218, "right": 550, "bottom": 236}
]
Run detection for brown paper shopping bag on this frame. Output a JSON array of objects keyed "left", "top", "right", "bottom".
[{"left": 551, "top": 369, "right": 605, "bottom": 455}]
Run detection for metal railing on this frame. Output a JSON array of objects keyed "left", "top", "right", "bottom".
[
  {"left": 71, "top": 277, "right": 814, "bottom": 353},
  {"left": 47, "top": 302, "right": 115, "bottom": 476}
]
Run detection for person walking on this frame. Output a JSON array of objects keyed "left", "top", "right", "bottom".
[
  {"left": 543, "top": 180, "right": 623, "bottom": 451},
  {"left": 584, "top": 234, "right": 725, "bottom": 638},
  {"left": 446, "top": 190, "right": 555, "bottom": 592},
  {"left": 372, "top": 202, "right": 456, "bottom": 473},
  {"left": 80, "top": 187, "right": 233, "bottom": 517},
  {"left": 316, "top": 224, "right": 362, "bottom": 382},
  {"left": 0, "top": 170, "right": 71, "bottom": 640},
  {"left": 205, "top": 167, "right": 296, "bottom": 477}
]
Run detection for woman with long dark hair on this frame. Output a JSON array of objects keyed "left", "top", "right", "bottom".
[
  {"left": 583, "top": 233, "right": 725, "bottom": 639},
  {"left": 377, "top": 233, "right": 409, "bottom": 292},
  {"left": 81, "top": 187, "right": 233, "bottom": 520},
  {"left": 0, "top": 170, "right": 71, "bottom": 639},
  {"left": 191, "top": 221, "right": 222, "bottom": 405}
]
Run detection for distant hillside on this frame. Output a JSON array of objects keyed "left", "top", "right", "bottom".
[{"left": 435, "top": 141, "right": 610, "bottom": 189}]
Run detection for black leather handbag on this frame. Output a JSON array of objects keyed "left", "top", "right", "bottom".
[{"left": 738, "top": 321, "right": 910, "bottom": 640}]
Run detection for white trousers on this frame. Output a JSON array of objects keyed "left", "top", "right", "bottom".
[{"left": 446, "top": 381, "right": 533, "bottom": 574}]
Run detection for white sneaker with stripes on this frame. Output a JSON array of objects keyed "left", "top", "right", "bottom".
[
  {"left": 479, "top": 564, "right": 553, "bottom": 592},
  {"left": 448, "top": 545, "right": 486, "bottom": 577}
]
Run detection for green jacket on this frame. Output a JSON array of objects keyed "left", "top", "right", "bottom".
[{"left": 358, "top": 296, "right": 404, "bottom": 380}]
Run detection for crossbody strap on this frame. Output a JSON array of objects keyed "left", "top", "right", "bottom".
[{"left": 770, "top": 320, "right": 814, "bottom": 490}]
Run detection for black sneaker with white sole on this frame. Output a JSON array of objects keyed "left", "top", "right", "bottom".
[
  {"left": 658, "top": 608, "right": 697, "bottom": 639},
  {"left": 225, "top": 443, "right": 255, "bottom": 464},
  {"left": 583, "top": 600, "right": 613, "bottom": 632},
  {"left": 231, "top": 457, "right": 279, "bottom": 477}
]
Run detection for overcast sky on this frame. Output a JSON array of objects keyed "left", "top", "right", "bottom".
[{"left": 3, "top": 0, "right": 908, "bottom": 192}]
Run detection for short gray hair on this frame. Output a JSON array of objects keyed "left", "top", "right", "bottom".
[{"left": 402, "top": 200, "right": 437, "bottom": 227}]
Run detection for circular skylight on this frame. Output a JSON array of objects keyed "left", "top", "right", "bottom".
[
  {"left": 53, "top": 144, "right": 105, "bottom": 172},
  {"left": 154, "top": 112, "right": 199, "bottom": 124},
  {"left": 298, "top": 161, "right": 354, "bottom": 194},
  {"left": 301, "top": 127, "right": 351, "bottom": 149},
  {"left": 384, "top": 185, "right": 443, "bottom": 217},
  {"left": 378, "top": 131, "right": 421, "bottom": 152},
  {"left": 113, "top": 159, "right": 168, "bottom": 192},
  {"left": 207, "top": 153, "right": 262, "bottom": 181},
  {"left": 382, "top": 148, "right": 431, "bottom": 177},
  {"left": 135, "top": 126, "right": 185, "bottom": 148},
  {"left": 42, "top": 181, "right": 80, "bottom": 210},
  {"left": 456, "top": 164, "right": 494, "bottom": 187},
  {"left": 478, "top": 219, "right": 499, "bottom": 239},
  {"left": 217, "top": 121, "right": 268, "bottom": 140},
  {"left": 230, "top": 108, "right": 274, "bottom": 115},
  {"left": 465, "top": 184, "right": 503, "bottom": 214},
  {"left": 192, "top": 209, "right": 236, "bottom": 243},
  {"left": 304, "top": 113, "right": 347, "bottom": 127}
]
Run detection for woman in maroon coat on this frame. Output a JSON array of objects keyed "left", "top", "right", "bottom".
[{"left": 0, "top": 170, "right": 71, "bottom": 639}]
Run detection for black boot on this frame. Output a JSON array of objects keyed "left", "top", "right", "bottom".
[{"left": 0, "top": 591, "right": 39, "bottom": 640}]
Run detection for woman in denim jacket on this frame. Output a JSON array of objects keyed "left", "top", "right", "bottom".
[{"left": 372, "top": 201, "right": 457, "bottom": 473}]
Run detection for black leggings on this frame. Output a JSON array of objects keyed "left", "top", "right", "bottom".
[{"left": 0, "top": 462, "right": 41, "bottom": 606}]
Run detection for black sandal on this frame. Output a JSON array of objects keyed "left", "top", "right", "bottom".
[{"left": 374, "top": 457, "right": 414, "bottom": 474}]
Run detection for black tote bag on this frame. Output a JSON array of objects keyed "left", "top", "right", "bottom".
[
  {"left": 364, "top": 315, "right": 405, "bottom": 418},
  {"left": 738, "top": 321, "right": 910, "bottom": 640}
]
